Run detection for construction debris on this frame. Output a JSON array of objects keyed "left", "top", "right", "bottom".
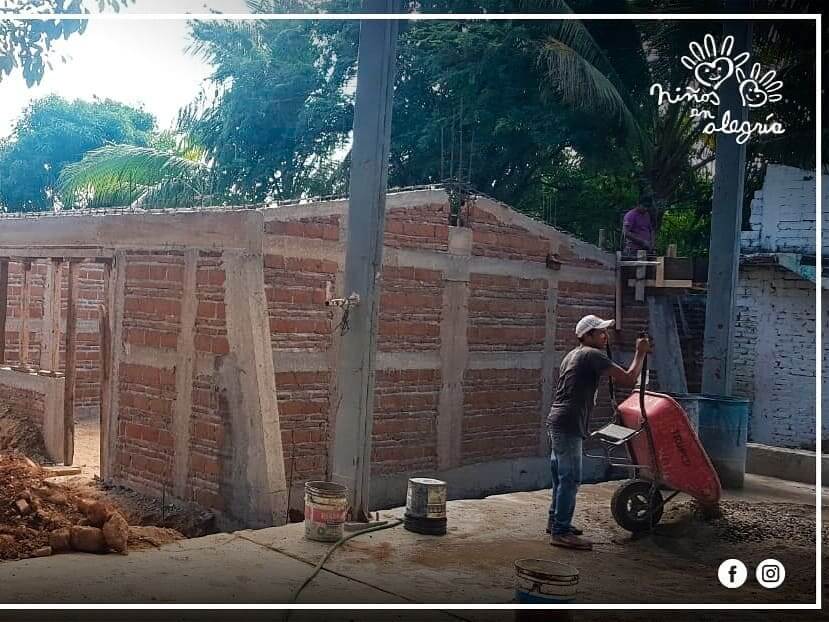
[{"left": 0, "top": 451, "right": 186, "bottom": 561}]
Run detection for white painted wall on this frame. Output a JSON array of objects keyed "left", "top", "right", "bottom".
[
  {"left": 741, "top": 163, "right": 827, "bottom": 255},
  {"left": 734, "top": 163, "right": 826, "bottom": 450},
  {"left": 734, "top": 266, "right": 824, "bottom": 450}
]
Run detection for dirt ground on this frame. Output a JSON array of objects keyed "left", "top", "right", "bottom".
[{"left": 73, "top": 409, "right": 102, "bottom": 479}]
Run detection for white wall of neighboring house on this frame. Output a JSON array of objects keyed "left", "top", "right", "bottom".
[
  {"left": 740, "top": 163, "right": 828, "bottom": 255},
  {"left": 735, "top": 164, "right": 827, "bottom": 450}
]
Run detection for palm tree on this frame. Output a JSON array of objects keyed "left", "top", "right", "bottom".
[
  {"left": 57, "top": 133, "right": 214, "bottom": 209},
  {"left": 534, "top": 2, "right": 716, "bottom": 230},
  {"left": 535, "top": 0, "right": 819, "bottom": 226}
]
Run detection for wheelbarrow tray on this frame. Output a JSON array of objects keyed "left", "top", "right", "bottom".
[{"left": 617, "top": 391, "right": 721, "bottom": 505}]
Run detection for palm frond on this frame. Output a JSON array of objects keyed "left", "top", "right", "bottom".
[
  {"left": 58, "top": 144, "right": 210, "bottom": 209},
  {"left": 539, "top": 39, "right": 642, "bottom": 143}
]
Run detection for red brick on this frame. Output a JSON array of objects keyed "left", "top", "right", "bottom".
[
  {"left": 265, "top": 254, "right": 286, "bottom": 269},
  {"left": 211, "top": 337, "right": 229, "bottom": 355}
]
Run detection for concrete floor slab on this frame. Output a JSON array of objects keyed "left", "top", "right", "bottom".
[
  {"left": 1, "top": 475, "right": 823, "bottom": 606},
  {"left": 0, "top": 534, "right": 404, "bottom": 605}
]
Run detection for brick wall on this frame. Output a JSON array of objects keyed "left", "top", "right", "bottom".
[
  {"left": 116, "top": 362, "right": 176, "bottom": 491},
  {"left": 468, "top": 275, "right": 546, "bottom": 352},
  {"left": 469, "top": 204, "right": 549, "bottom": 262},
  {"left": 372, "top": 369, "right": 440, "bottom": 474},
  {"left": 263, "top": 191, "right": 618, "bottom": 508},
  {"left": 733, "top": 264, "right": 824, "bottom": 449},
  {"left": 276, "top": 371, "right": 330, "bottom": 484},
  {"left": 3, "top": 259, "right": 104, "bottom": 419},
  {"left": 378, "top": 266, "right": 442, "bottom": 352},
  {"left": 461, "top": 368, "right": 541, "bottom": 464}
]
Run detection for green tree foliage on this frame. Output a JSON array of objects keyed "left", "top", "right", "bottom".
[
  {"left": 389, "top": 5, "right": 629, "bottom": 214},
  {"left": 0, "top": 95, "right": 154, "bottom": 211},
  {"left": 179, "top": 0, "right": 358, "bottom": 203},
  {"left": 0, "top": 0, "right": 129, "bottom": 87}
]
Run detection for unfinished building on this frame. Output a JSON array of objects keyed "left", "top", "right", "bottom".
[{"left": 0, "top": 189, "right": 665, "bottom": 528}]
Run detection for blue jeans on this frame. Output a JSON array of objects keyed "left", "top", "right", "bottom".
[{"left": 547, "top": 430, "right": 583, "bottom": 536}]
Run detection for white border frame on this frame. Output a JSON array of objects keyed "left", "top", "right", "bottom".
[{"left": 0, "top": 8, "right": 821, "bottom": 612}]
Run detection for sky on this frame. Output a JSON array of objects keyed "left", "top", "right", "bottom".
[{"left": 0, "top": 0, "right": 251, "bottom": 138}]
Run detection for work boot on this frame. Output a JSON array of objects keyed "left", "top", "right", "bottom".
[
  {"left": 550, "top": 533, "right": 593, "bottom": 550},
  {"left": 546, "top": 525, "right": 583, "bottom": 536}
]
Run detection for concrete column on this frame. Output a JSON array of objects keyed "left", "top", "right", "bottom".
[
  {"left": 437, "top": 228, "right": 471, "bottom": 470},
  {"left": 702, "top": 20, "right": 752, "bottom": 396},
  {"left": 331, "top": 0, "right": 400, "bottom": 519},
  {"left": 223, "top": 250, "right": 288, "bottom": 527},
  {"left": 539, "top": 276, "right": 560, "bottom": 456},
  {"left": 173, "top": 249, "right": 199, "bottom": 499}
]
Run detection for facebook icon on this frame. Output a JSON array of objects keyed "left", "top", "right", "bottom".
[{"left": 718, "top": 559, "right": 747, "bottom": 588}]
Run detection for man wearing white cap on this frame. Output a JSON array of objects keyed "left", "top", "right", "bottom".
[{"left": 546, "top": 314, "right": 651, "bottom": 550}]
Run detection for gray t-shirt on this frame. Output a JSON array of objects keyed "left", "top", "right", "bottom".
[{"left": 546, "top": 346, "right": 613, "bottom": 437}]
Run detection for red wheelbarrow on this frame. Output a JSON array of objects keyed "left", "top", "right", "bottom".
[{"left": 587, "top": 347, "right": 722, "bottom": 533}]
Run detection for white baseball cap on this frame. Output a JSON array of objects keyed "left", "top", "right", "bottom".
[{"left": 575, "top": 314, "right": 615, "bottom": 338}]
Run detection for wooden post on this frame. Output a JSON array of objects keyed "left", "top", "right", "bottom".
[
  {"left": 63, "top": 261, "right": 79, "bottom": 466},
  {"left": 41, "top": 259, "right": 63, "bottom": 371},
  {"left": 635, "top": 249, "right": 647, "bottom": 302},
  {"left": 667, "top": 243, "right": 677, "bottom": 258},
  {"left": 99, "top": 260, "right": 112, "bottom": 476},
  {"left": 18, "top": 260, "right": 32, "bottom": 370},
  {"left": 0, "top": 259, "right": 8, "bottom": 365},
  {"left": 655, "top": 257, "right": 666, "bottom": 288},
  {"left": 598, "top": 228, "right": 606, "bottom": 249}
]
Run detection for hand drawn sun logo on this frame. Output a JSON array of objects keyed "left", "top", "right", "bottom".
[{"left": 650, "top": 33, "right": 786, "bottom": 144}]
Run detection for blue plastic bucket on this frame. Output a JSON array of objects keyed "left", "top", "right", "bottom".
[
  {"left": 668, "top": 394, "right": 750, "bottom": 489},
  {"left": 697, "top": 395, "right": 750, "bottom": 489}
]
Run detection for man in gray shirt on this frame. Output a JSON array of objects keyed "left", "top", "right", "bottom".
[{"left": 546, "top": 315, "right": 651, "bottom": 550}]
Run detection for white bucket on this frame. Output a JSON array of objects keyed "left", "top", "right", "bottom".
[
  {"left": 514, "top": 558, "right": 579, "bottom": 604},
  {"left": 304, "top": 481, "right": 348, "bottom": 542}
]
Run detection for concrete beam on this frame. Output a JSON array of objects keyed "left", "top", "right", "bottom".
[{"left": 0, "top": 210, "right": 265, "bottom": 254}]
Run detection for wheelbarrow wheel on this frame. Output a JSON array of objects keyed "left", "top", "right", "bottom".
[{"left": 611, "top": 479, "right": 664, "bottom": 533}]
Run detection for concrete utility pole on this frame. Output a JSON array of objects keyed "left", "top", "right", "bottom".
[
  {"left": 702, "top": 17, "right": 752, "bottom": 396},
  {"left": 331, "top": 0, "right": 400, "bottom": 521}
]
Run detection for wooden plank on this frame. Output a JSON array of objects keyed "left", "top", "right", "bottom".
[
  {"left": 635, "top": 250, "right": 647, "bottom": 302},
  {"left": 0, "top": 259, "right": 8, "bottom": 365},
  {"left": 655, "top": 257, "right": 666, "bottom": 288},
  {"left": 63, "top": 261, "right": 79, "bottom": 466},
  {"left": 41, "top": 259, "right": 63, "bottom": 371},
  {"left": 18, "top": 261, "right": 32, "bottom": 370},
  {"left": 42, "top": 465, "right": 82, "bottom": 477},
  {"left": 615, "top": 251, "right": 623, "bottom": 330},
  {"left": 99, "top": 260, "right": 112, "bottom": 477}
]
